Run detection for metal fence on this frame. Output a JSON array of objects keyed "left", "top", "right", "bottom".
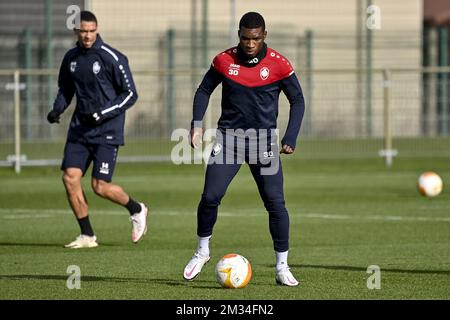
[{"left": 1, "top": 66, "right": 449, "bottom": 173}]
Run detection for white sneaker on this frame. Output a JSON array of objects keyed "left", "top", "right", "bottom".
[
  {"left": 130, "top": 203, "right": 148, "bottom": 243},
  {"left": 183, "top": 252, "right": 210, "bottom": 281},
  {"left": 276, "top": 268, "right": 299, "bottom": 287},
  {"left": 64, "top": 234, "right": 98, "bottom": 249}
]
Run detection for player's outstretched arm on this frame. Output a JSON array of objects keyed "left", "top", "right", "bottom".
[
  {"left": 191, "top": 67, "right": 223, "bottom": 126},
  {"left": 280, "top": 73, "right": 305, "bottom": 151},
  {"left": 48, "top": 53, "right": 76, "bottom": 124},
  {"left": 190, "top": 66, "right": 223, "bottom": 148}
]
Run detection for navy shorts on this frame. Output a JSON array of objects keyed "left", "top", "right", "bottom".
[{"left": 61, "top": 141, "right": 119, "bottom": 182}]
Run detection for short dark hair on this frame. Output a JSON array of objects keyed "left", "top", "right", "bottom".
[
  {"left": 80, "top": 10, "right": 98, "bottom": 25},
  {"left": 239, "top": 12, "right": 265, "bottom": 31}
]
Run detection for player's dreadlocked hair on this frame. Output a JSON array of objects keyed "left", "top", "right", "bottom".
[
  {"left": 239, "top": 12, "right": 265, "bottom": 31},
  {"left": 79, "top": 10, "right": 98, "bottom": 25}
]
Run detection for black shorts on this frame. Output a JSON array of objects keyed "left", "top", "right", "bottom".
[{"left": 61, "top": 141, "right": 119, "bottom": 182}]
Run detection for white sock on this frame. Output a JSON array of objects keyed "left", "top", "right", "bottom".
[
  {"left": 197, "top": 236, "right": 211, "bottom": 257},
  {"left": 276, "top": 250, "right": 289, "bottom": 272}
]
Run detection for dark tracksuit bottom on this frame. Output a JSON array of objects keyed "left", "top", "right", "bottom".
[{"left": 196, "top": 132, "right": 290, "bottom": 252}]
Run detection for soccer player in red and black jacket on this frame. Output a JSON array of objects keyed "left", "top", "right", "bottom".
[
  {"left": 47, "top": 11, "right": 148, "bottom": 248},
  {"left": 184, "top": 12, "right": 305, "bottom": 286}
]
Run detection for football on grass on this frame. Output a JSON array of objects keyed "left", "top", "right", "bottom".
[
  {"left": 417, "top": 171, "right": 443, "bottom": 197},
  {"left": 215, "top": 253, "right": 252, "bottom": 288}
]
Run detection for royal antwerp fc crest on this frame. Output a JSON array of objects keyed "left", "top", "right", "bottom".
[
  {"left": 260, "top": 67, "right": 269, "bottom": 80},
  {"left": 70, "top": 61, "right": 77, "bottom": 72},
  {"left": 93, "top": 61, "right": 101, "bottom": 74}
]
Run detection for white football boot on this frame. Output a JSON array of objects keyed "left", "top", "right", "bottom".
[
  {"left": 183, "top": 252, "right": 211, "bottom": 281},
  {"left": 130, "top": 203, "right": 148, "bottom": 243},
  {"left": 276, "top": 268, "right": 299, "bottom": 287},
  {"left": 64, "top": 234, "right": 98, "bottom": 249}
]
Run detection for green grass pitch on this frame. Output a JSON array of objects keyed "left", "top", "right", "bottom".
[{"left": 0, "top": 156, "right": 449, "bottom": 299}]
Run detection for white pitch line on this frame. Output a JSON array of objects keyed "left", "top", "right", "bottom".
[
  {"left": 301, "top": 213, "right": 352, "bottom": 220},
  {"left": 0, "top": 208, "right": 449, "bottom": 222},
  {"left": 0, "top": 208, "right": 180, "bottom": 219},
  {"left": 302, "top": 212, "right": 450, "bottom": 222}
]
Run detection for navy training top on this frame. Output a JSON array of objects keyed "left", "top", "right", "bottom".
[
  {"left": 192, "top": 45, "right": 305, "bottom": 149},
  {"left": 52, "top": 35, "right": 138, "bottom": 145}
]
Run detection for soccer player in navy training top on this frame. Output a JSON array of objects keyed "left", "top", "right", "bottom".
[
  {"left": 47, "top": 11, "right": 148, "bottom": 248},
  {"left": 183, "top": 12, "right": 305, "bottom": 286}
]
